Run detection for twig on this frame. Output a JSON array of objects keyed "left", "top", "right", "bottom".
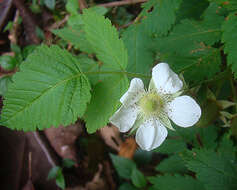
[
  {"left": 98, "top": 0, "right": 147, "bottom": 8},
  {"left": 8, "top": 10, "right": 19, "bottom": 44},
  {"left": 13, "top": 0, "right": 40, "bottom": 44},
  {"left": 33, "top": 131, "right": 57, "bottom": 167},
  {"left": 78, "top": 0, "right": 88, "bottom": 11},
  {"left": 47, "top": 15, "right": 69, "bottom": 30}
]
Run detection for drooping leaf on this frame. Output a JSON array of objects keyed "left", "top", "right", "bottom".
[
  {"left": 148, "top": 174, "right": 205, "bottom": 190},
  {"left": 183, "top": 149, "right": 237, "bottom": 190},
  {"left": 222, "top": 12, "right": 237, "bottom": 78},
  {"left": 0, "top": 45, "right": 91, "bottom": 131}
]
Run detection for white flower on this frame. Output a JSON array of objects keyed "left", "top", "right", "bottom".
[{"left": 110, "top": 63, "right": 201, "bottom": 151}]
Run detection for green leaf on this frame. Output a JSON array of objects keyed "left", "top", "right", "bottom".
[
  {"left": 155, "top": 3, "right": 224, "bottom": 55},
  {"left": 82, "top": 9, "right": 128, "bottom": 71},
  {"left": 84, "top": 74, "right": 128, "bottom": 133},
  {"left": 44, "top": 0, "right": 55, "bottom": 10},
  {"left": 55, "top": 168, "right": 66, "bottom": 189},
  {"left": 195, "top": 126, "right": 218, "bottom": 149},
  {"left": 0, "top": 45, "right": 91, "bottom": 131},
  {"left": 48, "top": 166, "right": 60, "bottom": 180},
  {"left": 183, "top": 149, "right": 237, "bottom": 190},
  {"left": 141, "top": 0, "right": 183, "bottom": 36},
  {"left": 77, "top": 54, "right": 100, "bottom": 85},
  {"left": 209, "top": 0, "right": 237, "bottom": 10},
  {"left": 52, "top": 25, "right": 94, "bottom": 54},
  {"left": 148, "top": 174, "right": 205, "bottom": 190},
  {"left": 162, "top": 48, "right": 221, "bottom": 82},
  {"left": 0, "top": 76, "right": 12, "bottom": 96},
  {"left": 154, "top": 138, "right": 186, "bottom": 154},
  {"left": 110, "top": 154, "right": 136, "bottom": 179},
  {"left": 62, "top": 158, "right": 75, "bottom": 168},
  {"left": 131, "top": 167, "right": 147, "bottom": 188},
  {"left": 81, "top": 9, "right": 129, "bottom": 133},
  {"left": 122, "top": 24, "right": 154, "bottom": 75},
  {"left": 176, "top": 0, "right": 209, "bottom": 21},
  {"left": 218, "top": 134, "right": 236, "bottom": 161},
  {"left": 66, "top": 0, "right": 79, "bottom": 15},
  {"left": 156, "top": 154, "right": 188, "bottom": 173},
  {"left": 222, "top": 13, "right": 237, "bottom": 78},
  {"left": 119, "top": 183, "right": 138, "bottom": 190}
]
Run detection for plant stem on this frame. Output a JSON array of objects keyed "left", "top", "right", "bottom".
[{"left": 98, "top": 0, "right": 147, "bottom": 8}]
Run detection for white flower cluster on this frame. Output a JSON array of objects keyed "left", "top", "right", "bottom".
[{"left": 110, "top": 63, "right": 201, "bottom": 151}]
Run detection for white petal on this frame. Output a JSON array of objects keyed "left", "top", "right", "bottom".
[
  {"left": 110, "top": 105, "right": 138, "bottom": 132},
  {"left": 166, "top": 95, "right": 201, "bottom": 128},
  {"left": 120, "top": 78, "right": 145, "bottom": 106},
  {"left": 135, "top": 118, "right": 168, "bottom": 151},
  {"left": 152, "top": 63, "right": 183, "bottom": 94}
]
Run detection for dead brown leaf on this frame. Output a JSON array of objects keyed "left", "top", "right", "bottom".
[
  {"left": 44, "top": 121, "right": 83, "bottom": 164},
  {"left": 119, "top": 137, "right": 137, "bottom": 159}
]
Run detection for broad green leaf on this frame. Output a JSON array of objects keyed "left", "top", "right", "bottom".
[
  {"left": 52, "top": 25, "right": 94, "bottom": 54},
  {"left": 110, "top": 154, "right": 136, "bottom": 179},
  {"left": 77, "top": 54, "right": 100, "bottom": 85},
  {"left": 156, "top": 154, "right": 188, "bottom": 173},
  {"left": 222, "top": 13, "right": 237, "bottom": 78},
  {"left": 183, "top": 149, "right": 237, "bottom": 190},
  {"left": 81, "top": 9, "right": 129, "bottom": 133},
  {"left": 122, "top": 24, "right": 154, "bottom": 75},
  {"left": 0, "top": 45, "right": 91, "bottom": 131},
  {"left": 84, "top": 74, "right": 128, "bottom": 133},
  {"left": 141, "top": 0, "right": 183, "bottom": 36},
  {"left": 148, "top": 174, "right": 205, "bottom": 190},
  {"left": 82, "top": 9, "right": 128, "bottom": 71},
  {"left": 131, "top": 167, "right": 147, "bottom": 188}
]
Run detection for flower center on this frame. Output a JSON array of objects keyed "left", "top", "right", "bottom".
[{"left": 139, "top": 93, "right": 164, "bottom": 116}]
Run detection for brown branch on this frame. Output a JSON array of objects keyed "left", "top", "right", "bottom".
[
  {"left": 32, "top": 131, "right": 58, "bottom": 167},
  {"left": 13, "top": 0, "right": 40, "bottom": 44},
  {"left": 78, "top": 0, "right": 88, "bottom": 11},
  {"left": 98, "top": 0, "right": 147, "bottom": 8}
]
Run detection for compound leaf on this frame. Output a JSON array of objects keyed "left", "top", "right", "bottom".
[{"left": 183, "top": 149, "right": 237, "bottom": 190}]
